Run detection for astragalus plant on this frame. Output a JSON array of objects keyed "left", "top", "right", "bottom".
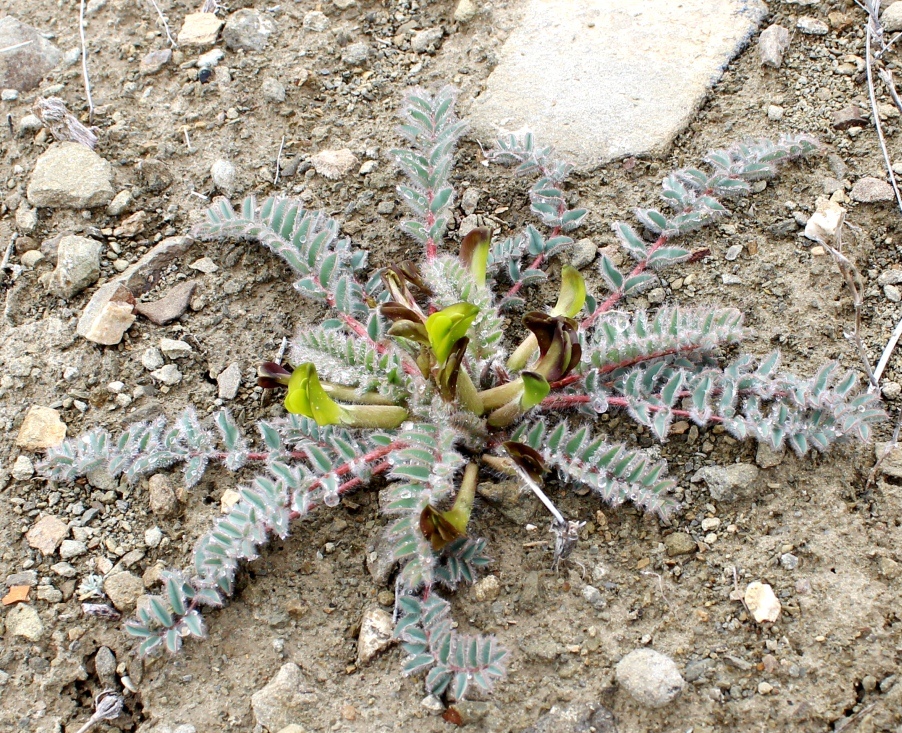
[{"left": 42, "top": 87, "right": 884, "bottom": 701}]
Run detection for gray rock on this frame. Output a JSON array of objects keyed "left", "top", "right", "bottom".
[
  {"left": 251, "top": 663, "right": 318, "bottom": 731},
  {"left": 151, "top": 364, "right": 182, "bottom": 386},
  {"left": 140, "top": 48, "right": 171, "bottom": 75},
  {"left": 797, "top": 16, "right": 829, "bottom": 35},
  {"left": 883, "top": 1, "right": 902, "bottom": 32},
  {"left": 20, "top": 250, "right": 43, "bottom": 268},
  {"left": 107, "top": 190, "right": 132, "bottom": 216},
  {"left": 411, "top": 27, "right": 443, "bottom": 53},
  {"left": 223, "top": 9, "right": 275, "bottom": 51},
  {"left": 217, "top": 363, "right": 242, "bottom": 400},
  {"left": 27, "top": 143, "right": 114, "bottom": 209},
  {"left": 851, "top": 177, "right": 895, "bottom": 203},
  {"left": 570, "top": 238, "right": 597, "bottom": 269},
  {"left": 148, "top": 474, "right": 178, "bottom": 517},
  {"left": 683, "top": 658, "right": 714, "bottom": 682},
  {"left": 758, "top": 24, "right": 791, "bottom": 68},
  {"left": 159, "top": 338, "right": 192, "bottom": 359},
  {"left": 104, "top": 571, "right": 144, "bottom": 612},
  {"left": 210, "top": 159, "right": 236, "bottom": 195},
  {"left": 49, "top": 235, "right": 101, "bottom": 298},
  {"left": 780, "top": 553, "right": 799, "bottom": 570},
  {"left": 5, "top": 603, "right": 44, "bottom": 641},
  {"left": 76, "top": 283, "right": 136, "bottom": 345},
  {"left": 454, "top": 0, "right": 479, "bottom": 24},
  {"left": 616, "top": 648, "right": 685, "bottom": 708},
  {"left": 725, "top": 244, "right": 743, "bottom": 261},
  {"left": 468, "top": 0, "right": 765, "bottom": 168},
  {"left": 0, "top": 16, "right": 62, "bottom": 91},
  {"left": 16, "top": 201, "right": 37, "bottom": 232},
  {"left": 36, "top": 585, "right": 62, "bottom": 603},
  {"left": 691, "top": 463, "right": 759, "bottom": 502},
  {"left": 262, "top": 77, "right": 286, "bottom": 102},
  {"left": 302, "top": 10, "right": 330, "bottom": 32},
  {"left": 115, "top": 236, "right": 194, "bottom": 295},
  {"left": 341, "top": 42, "right": 370, "bottom": 66},
  {"left": 12, "top": 455, "right": 34, "bottom": 481},
  {"left": 94, "top": 647, "right": 117, "bottom": 687},
  {"left": 357, "top": 607, "right": 394, "bottom": 665},
  {"left": 311, "top": 149, "right": 358, "bottom": 180},
  {"left": 523, "top": 702, "right": 616, "bottom": 733},
  {"left": 6, "top": 570, "right": 38, "bottom": 587},
  {"left": 141, "top": 347, "right": 165, "bottom": 371},
  {"left": 144, "top": 526, "right": 163, "bottom": 548},
  {"left": 461, "top": 187, "right": 480, "bottom": 215},
  {"left": 581, "top": 584, "right": 607, "bottom": 610},
  {"left": 59, "top": 539, "right": 87, "bottom": 559}
]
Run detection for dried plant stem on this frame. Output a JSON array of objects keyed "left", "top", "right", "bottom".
[
  {"left": 78, "top": 0, "right": 95, "bottom": 123},
  {"left": 865, "top": 9, "right": 902, "bottom": 214},
  {"left": 873, "top": 315, "right": 902, "bottom": 384},
  {"left": 146, "top": 0, "right": 177, "bottom": 47},
  {"left": 0, "top": 40, "right": 32, "bottom": 54},
  {"left": 73, "top": 691, "right": 123, "bottom": 733},
  {"left": 274, "top": 135, "right": 285, "bottom": 185}
]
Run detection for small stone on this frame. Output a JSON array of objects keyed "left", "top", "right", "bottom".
[
  {"left": 411, "top": 27, "right": 443, "bottom": 53},
  {"left": 701, "top": 517, "right": 720, "bottom": 531},
  {"left": 767, "top": 105, "right": 784, "bottom": 121},
  {"left": 358, "top": 160, "right": 377, "bottom": 175},
  {"left": 12, "top": 455, "right": 35, "bottom": 480},
  {"left": 744, "top": 581, "right": 781, "bottom": 623},
  {"left": 220, "top": 489, "right": 241, "bottom": 513},
  {"left": 334, "top": 0, "right": 356, "bottom": 7},
  {"left": 862, "top": 675, "right": 878, "bottom": 692},
  {"left": 581, "top": 584, "right": 607, "bottom": 610},
  {"left": 49, "top": 235, "right": 101, "bottom": 298},
  {"left": 341, "top": 42, "right": 370, "bottom": 66},
  {"left": 759, "top": 24, "right": 791, "bottom": 68},
  {"left": 5, "top": 603, "right": 43, "bottom": 641},
  {"left": 357, "top": 607, "right": 394, "bottom": 665},
  {"left": 210, "top": 159, "right": 236, "bottom": 195},
  {"left": 190, "top": 256, "right": 218, "bottom": 274},
  {"left": 151, "top": 364, "right": 182, "bottom": 385},
  {"left": 251, "top": 663, "right": 317, "bottom": 732},
  {"left": 159, "top": 338, "right": 192, "bottom": 359},
  {"left": 144, "top": 527, "right": 163, "bottom": 548},
  {"left": 721, "top": 273, "right": 742, "bottom": 285},
  {"left": 616, "top": 649, "right": 685, "bottom": 708},
  {"left": 140, "top": 48, "right": 172, "bottom": 75},
  {"left": 804, "top": 197, "right": 845, "bottom": 242},
  {"left": 19, "top": 113, "right": 42, "bottom": 135},
  {"left": 691, "top": 463, "right": 759, "bottom": 502},
  {"left": 570, "top": 238, "right": 597, "bottom": 269},
  {"left": 26, "top": 515, "right": 68, "bottom": 555},
  {"left": 882, "top": 2, "right": 902, "bottom": 32},
  {"left": 461, "top": 187, "right": 480, "bottom": 215},
  {"left": 135, "top": 281, "right": 196, "bottom": 326},
  {"left": 851, "top": 177, "right": 895, "bottom": 203},
  {"left": 724, "top": 244, "right": 743, "bottom": 261},
  {"left": 833, "top": 104, "right": 868, "bottom": 131},
  {"left": 59, "top": 540, "right": 87, "bottom": 559},
  {"left": 311, "top": 149, "right": 359, "bottom": 180},
  {"left": 141, "top": 347, "right": 164, "bottom": 371},
  {"left": 77, "top": 283, "right": 137, "bottom": 345},
  {"left": 16, "top": 406, "right": 67, "bottom": 450},
  {"left": 94, "top": 646, "right": 117, "bottom": 687},
  {"left": 1, "top": 88, "right": 17, "bottom": 101},
  {"left": 107, "top": 190, "right": 132, "bottom": 216},
  {"left": 113, "top": 210, "right": 147, "bottom": 238},
  {"left": 303, "top": 11, "right": 330, "bottom": 32},
  {"left": 797, "top": 17, "right": 829, "bottom": 35},
  {"left": 0, "top": 17, "right": 62, "bottom": 92},
  {"left": 51, "top": 562, "right": 77, "bottom": 577},
  {"left": 878, "top": 269, "right": 902, "bottom": 286},
  {"left": 217, "top": 363, "right": 242, "bottom": 400},
  {"left": 780, "top": 553, "right": 799, "bottom": 571},
  {"left": 197, "top": 48, "right": 224, "bottom": 69},
  {"left": 473, "top": 574, "right": 501, "bottom": 602},
  {"left": 664, "top": 532, "right": 696, "bottom": 557},
  {"left": 882, "top": 381, "right": 902, "bottom": 400},
  {"left": 885, "top": 284, "right": 902, "bottom": 303},
  {"left": 20, "top": 250, "right": 43, "bottom": 268},
  {"left": 223, "top": 9, "right": 276, "bottom": 52},
  {"left": 104, "top": 571, "right": 144, "bottom": 612},
  {"left": 148, "top": 474, "right": 178, "bottom": 517},
  {"left": 262, "top": 77, "right": 286, "bottom": 102},
  {"left": 177, "top": 13, "right": 223, "bottom": 47},
  {"left": 454, "top": 0, "right": 478, "bottom": 23},
  {"left": 15, "top": 202, "right": 37, "bottom": 232},
  {"left": 376, "top": 201, "right": 395, "bottom": 215},
  {"left": 27, "top": 142, "right": 114, "bottom": 209},
  {"left": 36, "top": 585, "right": 62, "bottom": 603},
  {"left": 758, "top": 681, "right": 774, "bottom": 695},
  {"left": 458, "top": 214, "right": 479, "bottom": 239}
]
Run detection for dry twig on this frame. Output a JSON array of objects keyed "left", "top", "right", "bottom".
[
  {"left": 34, "top": 97, "right": 98, "bottom": 149},
  {"left": 146, "top": 0, "right": 177, "bottom": 47},
  {"left": 78, "top": 0, "right": 95, "bottom": 123}
]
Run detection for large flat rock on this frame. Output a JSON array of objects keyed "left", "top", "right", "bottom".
[{"left": 467, "top": 0, "right": 766, "bottom": 168}]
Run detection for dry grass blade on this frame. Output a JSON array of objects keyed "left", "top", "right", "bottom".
[{"left": 78, "top": 0, "right": 95, "bottom": 123}]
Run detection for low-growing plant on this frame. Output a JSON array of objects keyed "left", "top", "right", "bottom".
[{"left": 42, "top": 87, "right": 884, "bottom": 702}]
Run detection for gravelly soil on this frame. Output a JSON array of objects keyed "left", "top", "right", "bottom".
[{"left": 1, "top": 0, "right": 902, "bottom": 731}]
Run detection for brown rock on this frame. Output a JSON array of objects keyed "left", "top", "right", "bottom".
[
  {"left": 0, "top": 16, "right": 62, "bottom": 92},
  {"left": 135, "top": 281, "right": 197, "bottom": 325},
  {"left": 16, "top": 406, "right": 67, "bottom": 450},
  {"left": 104, "top": 571, "right": 144, "bottom": 612},
  {"left": 113, "top": 210, "right": 147, "bottom": 238},
  {"left": 664, "top": 532, "right": 697, "bottom": 557},
  {"left": 116, "top": 236, "right": 193, "bottom": 295},
  {"left": 76, "top": 282, "right": 136, "bottom": 345},
  {"left": 177, "top": 12, "right": 223, "bottom": 47},
  {"left": 26, "top": 515, "right": 69, "bottom": 555},
  {"left": 851, "top": 176, "right": 895, "bottom": 203},
  {"left": 136, "top": 158, "right": 173, "bottom": 193},
  {"left": 832, "top": 104, "right": 868, "bottom": 130},
  {"left": 148, "top": 474, "right": 178, "bottom": 516}
]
